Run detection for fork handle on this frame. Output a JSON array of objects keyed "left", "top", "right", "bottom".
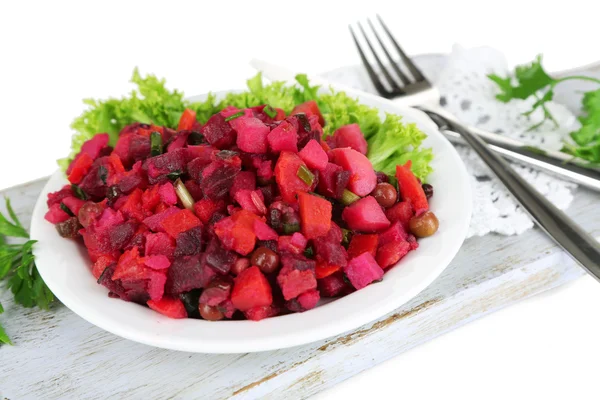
[{"left": 420, "top": 107, "right": 600, "bottom": 282}]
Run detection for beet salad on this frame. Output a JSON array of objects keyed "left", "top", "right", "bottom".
[{"left": 44, "top": 100, "right": 439, "bottom": 321}]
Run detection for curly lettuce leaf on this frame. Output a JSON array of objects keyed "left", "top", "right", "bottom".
[{"left": 61, "top": 71, "right": 433, "bottom": 180}]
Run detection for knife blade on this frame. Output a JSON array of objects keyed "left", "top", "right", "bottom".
[{"left": 250, "top": 58, "right": 600, "bottom": 192}]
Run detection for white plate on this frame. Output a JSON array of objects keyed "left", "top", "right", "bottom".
[{"left": 30, "top": 88, "right": 472, "bottom": 353}]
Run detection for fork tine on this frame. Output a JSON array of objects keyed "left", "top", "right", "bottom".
[
  {"left": 356, "top": 22, "right": 404, "bottom": 93},
  {"left": 376, "top": 14, "right": 426, "bottom": 82},
  {"left": 349, "top": 25, "right": 391, "bottom": 97},
  {"left": 366, "top": 18, "right": 411, "bottom": 86}
]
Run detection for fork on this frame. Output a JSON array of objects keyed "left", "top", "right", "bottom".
[
  {"left": 351, "top": 16, "right": 600, "bottom": 282},
  {"left": 350, "top": 16, "right": 600, "bottom": 193}
]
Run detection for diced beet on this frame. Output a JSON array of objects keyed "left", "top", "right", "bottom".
[
  {"left": 201, "top": 112, "right": 237, "bottom": 149},
  {"left": 277, "top": 255, "right": 317, "bottom": 300},
  {"left": 97, "top": 207, "right": 125, "bottom": 229},
  {"left": 124, "top": 224, "right": 148, "bottom": 254},
  {"left": 221, "top": 105, "right": 241, "bottom": 117},
  {"left": 253, "top": 219, "right": 278, "bottom": 241},
  {"left": 278, "top": 232, "right": 308, "bottom": 255},
  {"left": 317, "top": 163, "right": 349, "bottom": 200},
  {"left": 268, "top": 120, "right": 298, "bottom": 153},
  {"left": 193, "top": 199, "right": 226, "bottom": 224},
  {"left": 147, "top": 297, "right": 187, "bottom": 319},
  {"left": 385, "top": 201, "right": 414, "bottom": 231},
  {"left": 298, "top": 192, "right": 332, "bottom": 240},
  {"left": 159, "top": 209, "right": 201, "bottom": 239},
  {"left": 146, "top": 270, "right": 168, "bottom": 301},
  {"left": 231, "top": 266, "right": 273, "bottom": 311},
  {"left": 232, "top": 117, "right": 269, "bottom": 154},
  {"left": 144, "top": 232, "right": 176, "bottom": 260},
  {"left": 105, "top": 220, "right": 138, "bottom": 252},
  {"left": 111, "top": 161, "right": 147, "bottom": 195},
  {"left": 291, "top": 100, "right": 325, "bottom": 126},
  {"left": 229, "top": 171, "right": 256, "bottom": 198},
  {"left": 326, "top": 221, "right": 343, "bottom": 244},
  {"left": 129, "top": 134, "right": 151, "bottom": 162},
  {"left": 80, "top": 133, "right": 110, "bottom": 162},
  {"left": 142, "top": 206, "right": 179, "bottom": 232},
  {"left": 318, "top": 272, "right": 348, "bottom": 297},
  {"left": 47, "top": 185, "right": 73, "bottom": 208},
  {"left": 344, "top": 252, "right": 384, "bottom": 290},
  {"left": 199, "top": 277, "right": 232, "bottom": 306},
  {"left": 120, "top": 279, "right": 151, "bottom": 304},
  {"left": 245, "top": 304, "right": 281, "bottom": 321},
  {"left": 113, "top": 134, "right": 134, "bottom": 167},
  {"left": 97, "top": 264, "right": 128, "bottom": 300},
  {"left": 204, "top": 238, "right": 237, "bottom": 274},
  {"left": 217, "top": 299, "right": 237, "bottom": 318},
  {"left": 298, "top": 139, "right": 328, "bottom": 171},
  {"left": 255, "top": 159, "right": 273, "bottom": 183},
  {"left": 378, "top": 220, "right": 408, "bottom": 246},
  {"left": 347, "top": 234, "right": 379, "bottom": 259},
  {"left": 330, "top": 148, "right": 377, "bottom": 196},
  {"left": 158, "top": 182, "right": 177, "bottom": 205},
  {"left": 174, "top": 226, "right": 203, "bottom": 257},
  {"left": 313, "top": 239, "right": 348, "bottom": 268},
  {"left": 45, "top": 203, "right": 71, "bottom": 224},
  {"left": 166, "top": 254, "right": 212, "bottom": 295},
  {"left": 201, "top": 160, "right": 241, "bottom": 200},
  {"left": 274, "top": 151, "right": 311, "bottom": 203},
  {"left": 342, "top": 196, "right": 390, "bottom": 232},
  {"left": 396, "top": 161, "right": 429, "bottom": 216},
  {"left": 167, "top": 131, "right": 190, "bottom": 153},
  {"left": 143, "top": 149, "right": 186, "bottom": 185},
  {"left": 144, "top": 255, "right": 171, "bottom": 270},
  {"left": 294, "top": 289, "right": 320, "bottom": 312},
  {"left": 183, "top": 144, "right": 213, "bottom": 164},
  {"left": 333, "top": 124, "right": 368, "bottom": 155},
  {"left": 186, "top": 157, "right": 209, "bottom": 182},
  {"left": 376, "top": 241, "right": 411, "bottom": 269},
  {"left": 184, "top": 180, "right": 203, "bottom": 202},
  {"left": 233, "top": 189, "right": 266, "bottom": 215}
]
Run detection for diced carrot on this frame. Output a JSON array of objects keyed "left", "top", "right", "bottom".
[
  {"left": 315, "top": 261, "right": 341, "bottom": 279},
  {"left": 396, "top": 161, "right": 429, "bottom": 215},
  {"left": 297, "top": 192, "right": 332, "bottom": 240},
  {"left": 347, "top": 234, "right": 379, "bottom": 259},
  {"left": 178, "top": 108, "right": 197, "bottom": 131},
  {"left": 67, "top": 153, "right": 93, "bottom": 184}
]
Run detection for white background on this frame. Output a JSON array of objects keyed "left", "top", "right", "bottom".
[{"left": 2, "top": 1, "right": 600, "bottom": 399}]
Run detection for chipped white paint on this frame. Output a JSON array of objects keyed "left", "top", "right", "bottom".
[{"left": 0, "top": 178, "right": 594, "bottom": 400}]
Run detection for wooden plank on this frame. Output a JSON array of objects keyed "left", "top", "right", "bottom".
[{"left": 0, "top": 178, "right": 596, "bottom": 400}]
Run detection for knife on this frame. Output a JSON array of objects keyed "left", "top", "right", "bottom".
[{"left": 250, "top": 58, "right": 600, "bottom": 192}]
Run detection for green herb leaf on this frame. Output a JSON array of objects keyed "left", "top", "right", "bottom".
[
  {"left": 0, "top": 319, "right": 11, "bottom": 345},
  {"left": 263, "top": 105, "right": 277, "bottom": 118}
]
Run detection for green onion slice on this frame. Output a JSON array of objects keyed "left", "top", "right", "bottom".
[
  {"left": 297, "top": 165, "right": 315, "bottom": 186},
  {"left": 174, "top": 178, "right": 195, "bottom": 211},
  {"left": 283, "top": 222, "right": 300, "bottom": 234},
  {"left": 224, "top": 111, "right": 245, "bottom": 122},
  {"left": 60, "top": 203, "right": 75, "bottom": 217},
  {"left": 263, "top": 105, "right": 277, "bottom": 118},
  {"left": 341, "top": 189, "right": 361, "bottom": 206},
  {"left": 150, "top": 131, "right": 163, "bottom": 156}
]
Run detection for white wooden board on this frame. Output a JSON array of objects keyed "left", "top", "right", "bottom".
[{"left": 0, "top": 177, "right": 595, "bottom": 400}]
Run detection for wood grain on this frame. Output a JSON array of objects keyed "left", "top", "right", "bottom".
[{"left": 0, "top": 177, "right": 595, "bottom": 400}]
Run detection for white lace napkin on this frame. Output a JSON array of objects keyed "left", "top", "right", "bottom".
[{"left": 321, "top": 45, "right": 580, "bottom": 238}]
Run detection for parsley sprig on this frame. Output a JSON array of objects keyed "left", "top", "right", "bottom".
[
  {"left": 488, "top": 55, "right": 600, "bottom": 162},
  {"left": 0, "top": 198, "right": 54, "bottom": 345}
]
